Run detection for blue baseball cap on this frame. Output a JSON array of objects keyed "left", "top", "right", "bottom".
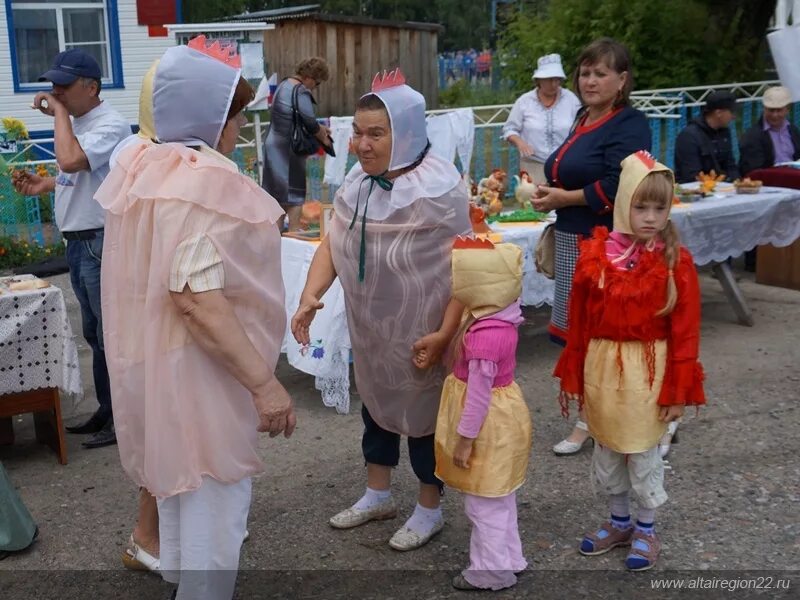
[{"left": 39, "top": 49, "right": 102, "bottom": 85}]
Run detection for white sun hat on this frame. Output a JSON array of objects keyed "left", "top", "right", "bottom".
[
  {"left": 762, "top": 86, "right": 792, "bottom": 109},
  {"left": 532, "top": 54, "right": 566, "bottom": 80}
]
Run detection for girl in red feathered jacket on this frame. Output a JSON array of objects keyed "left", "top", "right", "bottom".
[{"left": 554, "top": 150, "right": 705, "bottom": 572}]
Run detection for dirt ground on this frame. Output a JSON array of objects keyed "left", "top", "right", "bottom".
[{"left": 1, "top": 265, "right": 799, "bottom": 599}]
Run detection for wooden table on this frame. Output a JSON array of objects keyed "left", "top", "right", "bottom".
[
  {"left": 0, "top": 277, "right": 82, "bottom": 464},
  {"left": 746, "top": 167, "right": 800, "bottom": 291}
]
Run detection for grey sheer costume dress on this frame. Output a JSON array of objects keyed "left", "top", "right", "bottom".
[{"left": 262, "top": 79, "right": 320, "bottom": 206}]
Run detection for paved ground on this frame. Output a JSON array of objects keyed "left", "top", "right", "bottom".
[{"left": 1, "top": 265, "right": 799, "bottom": 599}]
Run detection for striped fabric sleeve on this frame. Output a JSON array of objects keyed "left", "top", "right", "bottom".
[{"left": 169, "top": 235, "right": 225, "bottom": 293}]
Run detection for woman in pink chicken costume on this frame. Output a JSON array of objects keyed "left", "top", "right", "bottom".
[{"left": 96, "top": 38, "right": 294, "bottom": 599}]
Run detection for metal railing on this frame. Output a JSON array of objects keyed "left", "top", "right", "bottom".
[{"left": 4, "top": 80, "right": 798, "bottom": 245}]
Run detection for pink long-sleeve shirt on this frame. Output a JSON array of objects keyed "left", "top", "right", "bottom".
[{"left": 452, "top": 301, "right": 523, "bottom": 438}]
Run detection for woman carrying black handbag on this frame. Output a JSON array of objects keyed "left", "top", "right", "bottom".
[{"left": 262, "top": 57, "right": 331, "bottom": 231}]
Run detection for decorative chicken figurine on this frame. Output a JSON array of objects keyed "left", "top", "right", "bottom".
[
  {"left": 486, "top": 191, "right": 504, "bottom": 216},
  {"left": 513, "top": 170, "right": 537, "bottom": 209},
  {"left": 469, "top": 202, "right": 491, "bottom": 234},
  {"left": 299, "top": 200, "right": 322, "bottom": 228},
  {"left": 477, "top": 168, "right": 507, "bottom": 199}
]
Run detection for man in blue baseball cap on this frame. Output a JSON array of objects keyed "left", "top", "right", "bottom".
[
  {"left": 38, "top": 47, "right": 103, "bottom": 86},
  {"left": 12, "top": 48, "right": 131, "bottom": 449}
]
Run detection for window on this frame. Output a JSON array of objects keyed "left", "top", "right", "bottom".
[{"left": 8, "top": 0, "right": 123, "bottom": 90}]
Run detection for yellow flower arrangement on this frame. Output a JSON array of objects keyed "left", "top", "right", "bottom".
[{"left": 1, "top": 117, "right": 30, "bottom": 140}]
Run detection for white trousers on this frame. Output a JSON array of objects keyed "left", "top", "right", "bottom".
[
  {"left": 157, "top": 476, "right": 252, "bottom": 600},
  {"left": 592, "top": 444, "right": 667, "bottom": 509}
]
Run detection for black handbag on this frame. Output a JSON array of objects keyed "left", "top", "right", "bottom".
[{"left": 289, "top": 83, "right": 319, "bottom": 156}]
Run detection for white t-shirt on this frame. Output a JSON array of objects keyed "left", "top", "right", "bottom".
[{"left": 55, "top": 101, "right": 131, "bottom": 232}]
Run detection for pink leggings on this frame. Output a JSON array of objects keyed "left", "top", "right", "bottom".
[{"left": 462, "top": 492, "right": 527, "bottom": 590}]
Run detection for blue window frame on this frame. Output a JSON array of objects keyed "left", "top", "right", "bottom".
[{"left": 6, "top": 0, "right": 124, "bottom": 92}]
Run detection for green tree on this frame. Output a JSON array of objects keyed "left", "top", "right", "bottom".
[
  {"left": 182, "top": 0, "right": 248, "bottom": 22},
  {"left": 499, "top": 0, "right": 778, "bottom": 92}
]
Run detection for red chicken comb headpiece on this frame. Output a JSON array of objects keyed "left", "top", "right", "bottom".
[
  {"left": 453, "top": 235, "right": 495, "bottom": 250},
  {"left": 633, "top": 149, "right": 656, "bottom": 170},
  {"left": 371, "top": 68, "right": 407, "bottom": 92},
  {"left": 187, "top": 35, "right": 241, "bottom": 69}
]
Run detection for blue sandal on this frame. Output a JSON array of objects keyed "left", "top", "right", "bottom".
[
  {"left": 579, "top": 521, "right": 633, "bottom": 556},
  {"left": 625, "top": 529, "right": 661, "bottom": 571}
]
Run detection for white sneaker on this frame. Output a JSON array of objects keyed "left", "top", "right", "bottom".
[
  {"left": 329, "top": 498, "right": 397, "bottom": 529},
  {"left": 388, "top": 517, "right": 445, "bottom": 551},
  {"left": 552, "top": 419, "right": 591, "bottom": 456}
]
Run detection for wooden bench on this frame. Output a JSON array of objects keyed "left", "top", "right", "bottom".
[{"left": 0, "top": 388, "right": 67, "bottom": 465}]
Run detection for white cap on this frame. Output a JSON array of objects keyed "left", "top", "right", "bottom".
[
  {"left": 532, "top": 54, "right": 566, "bottom": 80},
  {"left": 763, "top": 86, "right": 792, "bottom": 109}
]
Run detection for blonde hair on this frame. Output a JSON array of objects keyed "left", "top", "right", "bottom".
[{"left": 631, "top": 171, "right": 681, "bottom": 316}]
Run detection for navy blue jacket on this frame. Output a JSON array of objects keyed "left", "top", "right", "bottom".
[
  {"left": 738, "top": 116, "right": 800, "bottom": 176},
  {"left": 544, "top": 105, "right": 651, "bottom": 235},
  {"left": 674, "top": 117, "right": 741, "bottom": 183}
]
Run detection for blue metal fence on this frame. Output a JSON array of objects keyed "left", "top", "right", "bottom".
[{"left": 4, "top": 102, "right": 800, "bottom": 245}]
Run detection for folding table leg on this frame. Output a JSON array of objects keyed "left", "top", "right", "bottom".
[{"left": 712, "top": 262, "right": 754, "bottom": 326}]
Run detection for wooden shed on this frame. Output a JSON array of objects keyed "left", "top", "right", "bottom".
[{"left": 229, "top": 4, "right": 443, "bottom": 116}]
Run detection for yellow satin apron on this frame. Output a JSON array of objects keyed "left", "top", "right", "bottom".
[
  {"left": 583, "top": 338, "right": 668, "bottom": 454},
  {"left": 435, "top": 374, "right": 532, "bottom": 497}
]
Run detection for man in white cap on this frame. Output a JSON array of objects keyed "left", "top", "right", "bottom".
[
  {"left": 502, "top": 53, "right": 581, "bottom": 183},
  {"left": 738, "top": 85, "right": 800, "bottom": 271},
  {"left": 739, "top": 85, "right": 800, "bottom": 175}
]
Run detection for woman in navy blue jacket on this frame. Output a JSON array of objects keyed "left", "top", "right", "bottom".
[{"left": 532, "top": 38, "right": 651, "bottom": 456}]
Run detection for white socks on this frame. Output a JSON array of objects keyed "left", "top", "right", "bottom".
[
  {"left": 609, "top": 492, "right": 631, "bottom": 521},
  {"left": 353, "top": 486, "right": 392, "bottom": 511},
  {"left": 404, "top": 503, "right": 443, "bottom": 536}
]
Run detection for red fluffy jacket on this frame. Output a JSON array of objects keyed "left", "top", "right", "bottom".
[{"left": 554, "top": 227, "right": 706, "bottom": 408}]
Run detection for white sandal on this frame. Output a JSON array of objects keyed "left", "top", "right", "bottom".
[
  {"left": 659, "top": 420, "right": 679, "bottom": 459},
  {"left": 552, "top": 419, "right": 591, "bottom": 456},
  {"left": 122, "top": 534, "right": 160, "bottom": 572}
]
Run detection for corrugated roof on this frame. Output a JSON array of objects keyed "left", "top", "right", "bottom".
[
  {"left": 225, "top": 4, "right": 442, "bottom": 33},
  {"left": 226, "top": 4, "right": 321, "bottom": 22}
]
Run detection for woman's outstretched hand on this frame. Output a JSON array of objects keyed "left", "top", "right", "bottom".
[{"left": 291, "top": 293, "right": 324, "bottom": 346}]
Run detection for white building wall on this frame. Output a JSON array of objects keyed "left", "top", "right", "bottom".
[{"left": 0, "top": 0, "right": 175, "bottom": 135}]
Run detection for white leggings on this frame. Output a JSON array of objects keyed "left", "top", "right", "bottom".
[{"left": 157, "top": 476, "right": 252, "bottom": 600}]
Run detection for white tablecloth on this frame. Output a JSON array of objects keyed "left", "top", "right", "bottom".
[
  {"left": 0, "top": 277, "right": 82, "bottom": 400},
  {"left": 490, "top": 221, "right": 554, "bottom": 307},
  {"left": 280, "top": 188, "right": 800, "bottom": 411},
  {"left": 669, "top": 187, "right": 800, "bottom": 264},
  {"left": 281, "top": 238, "right": 352, "bottom": 414},
  {"left": 492, "top": 187, "right": 800, "bottom": 306}
]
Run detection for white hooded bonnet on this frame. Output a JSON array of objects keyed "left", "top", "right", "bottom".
[
  {"left": 361, "top": 69, "right": 429, "bottom": 171},
  {"left": 153, "top": 37, "right": 241, "bottom": 149}
]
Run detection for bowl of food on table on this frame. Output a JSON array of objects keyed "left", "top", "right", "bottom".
[
  {"left": 674, "top": 184, "right": 705, "bottom": 203},
  {"left": 734, "top": 177, "right": 763, "bottom": 194}
]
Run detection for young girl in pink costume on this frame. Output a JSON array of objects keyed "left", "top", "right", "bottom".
[
  {"left": 431, "top": 237, "right": 532, "bottom": 591},
  {"left": 555, "top": 151, "right": 705, "bottom": 571}
]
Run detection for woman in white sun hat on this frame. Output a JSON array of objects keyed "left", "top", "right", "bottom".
[{"left": 503, "top": 53, "right": 581, "bottom": 183}]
